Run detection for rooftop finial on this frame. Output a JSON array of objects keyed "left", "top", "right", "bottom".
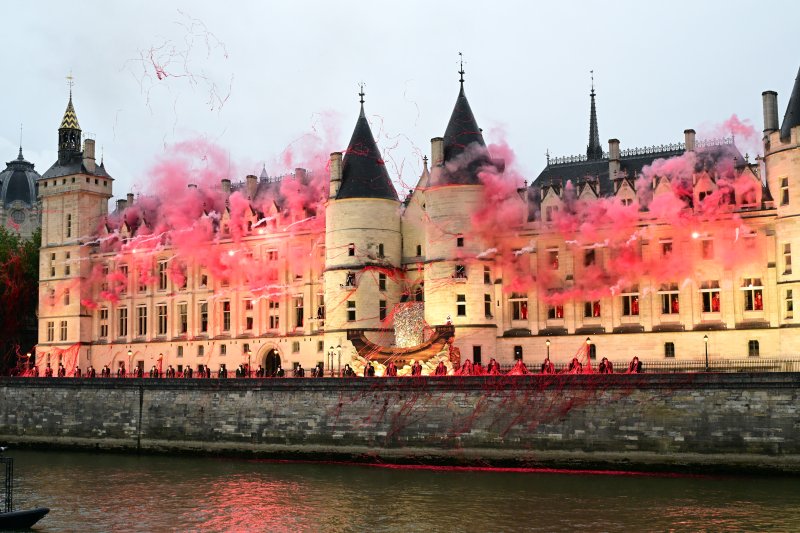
[
  {"left": 18, "top": 123, "right": 23, "bottom": 160},
  {"left": 66, "top": 71, "right": 74, "bottom": 98},
  {"left": 358, "top": 82, "right": 365, "bottom": 105},
  {"left": 458, "top": 52, "right": 465, "bottom": 86},
  {"left": 590, "top": 69, "right": 595, "bottom": 96}
]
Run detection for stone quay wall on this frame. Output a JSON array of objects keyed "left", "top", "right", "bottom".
[{"left": 1, "top": 374, "right": 799, "bottom": 474}]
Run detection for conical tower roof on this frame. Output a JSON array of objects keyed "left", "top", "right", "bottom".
[
  {"left": 443, "top": 82, "right": 486, "bottom": 163},
  {"left": 337, "top": 94, "right": 398, "bottom": 201},
  {"left": 780, "top": 66, "right": 800, "bottom": 142},
  {"left": 60, "top": 94, "right": 81, "bottom": 130}
]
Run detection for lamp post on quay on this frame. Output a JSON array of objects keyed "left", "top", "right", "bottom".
[
  {"left": 328, "top": 346, "right": 335, "bottom": 377},
  {"left": 336, "top": 344, "right": 342, "bottom": 377},
  {"left": 704, "top": 334, "right": 709, "bottom": 372},
  {"left": 546, "top": 339, "right": 550, "bottom": 360},
  {"left": 127, "top": 349, "right": 133, "bottom": 378}
]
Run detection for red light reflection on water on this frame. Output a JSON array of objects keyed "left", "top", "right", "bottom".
[{"left": 245, "top": 458, "right": 711, "bottom": 479}]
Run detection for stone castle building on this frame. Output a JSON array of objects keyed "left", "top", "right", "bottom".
[{"left": 35, "top": 65, "right": 800, "bottom": 375}]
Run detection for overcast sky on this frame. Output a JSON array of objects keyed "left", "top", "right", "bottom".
[{"left": 2, "top": 0, "right": 798, "bottom": 199}]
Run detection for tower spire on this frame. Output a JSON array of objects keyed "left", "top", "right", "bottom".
[
  {"left": 458, "top": 52, "right": 465, "bottom": 90},
  {"left": 587, "top": 70, "right": 602, "bottom": 160}
]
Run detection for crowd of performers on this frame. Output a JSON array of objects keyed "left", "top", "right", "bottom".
[{"left": 27, "top": 355, "right": 644, "bottom": 378}]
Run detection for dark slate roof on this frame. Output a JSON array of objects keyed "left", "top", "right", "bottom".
[
  {"left": 533, "top": 142, "right": 744, "bottom": 197},
  {"left": 0, "top": 148, "right": 40, "bottom": 207},
  {"left": 41, "top": 157, "right": 112, "bottom": 180},
  {"left": 336, "top": 104, "right": 397, "bottom": 201},
  {"left": 780, "top": 66, "right": 800, "bottom": 142},
  {"left": 436, "top": 82, "right": 494, "bottom": 185}
]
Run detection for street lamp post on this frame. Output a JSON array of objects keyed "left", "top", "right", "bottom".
[
  {"left": 336, "top": 344, "right": 342, "bottom": 377},
  {"left": 328, "top": 347, "right": 335, "bottom": 377},
  {"left": 546, "top": 339, "right": 550, "bottom": 360},
  {"left": 704, "top": 334, "right": 709, "bottom": 372},
  {"left": 127, "top": 349, "right": 133, "bottom": 378}
]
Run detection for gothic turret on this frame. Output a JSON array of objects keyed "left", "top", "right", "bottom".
[
  {"left": 587, "top": 75, "right": 603, "bottom": 160},
  {"left": 58, "top": 92, "right": 82, "bottom": 165},
  {"left": 780, "top": 66, "right": 800, "bottom": 142},
  {"left": 336, "top": 90, "right": 398, "bottom": 201}
]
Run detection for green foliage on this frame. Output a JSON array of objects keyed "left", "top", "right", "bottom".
[{"left": 0, "top": 226, "right": 40, "bottom": 373}]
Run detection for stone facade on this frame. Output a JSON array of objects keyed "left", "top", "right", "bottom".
[
  {"left": 1, "top": 375, "right": 799, "bottom": 473},
  {"left": 34, "top": 67, "right": 800, "bottom": 375}
]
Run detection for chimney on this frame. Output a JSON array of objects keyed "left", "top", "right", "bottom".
[
  {"left": 221, "top": 178, "right": 231, "bottom": 195},
  {"left": 246, "top": 174, "right": 257, "bottom": 198},
  {"left": 684, "top": 129, "right": 696, "bottom": 152},
  {"left": 431, "top": 137, "right": 444, "bottom": 167},
  {"left": 608, "top": 139, "right": 621, "bottom": 181},
  {"left": 116, "top": 199, "right": 127, "bottom": 211},
  {"left": 329, "top": 152, "right": 343, "bottom": 198},
  {"left": 127, "top": 192, "right": 134, "bottom": 206},
  {"left": 83, "top": 139, "right": 96, "bottom": 173},
  {"left": 762, "top": 90, "right": 779, "bottom": 134}
]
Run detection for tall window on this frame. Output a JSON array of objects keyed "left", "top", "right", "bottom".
[
  {"left": 701, "top": 281, "right": 721, "bottom": 313},
  {"left": 510, "top": 293, "right": 528, "bottom": 320},
  {"left": 220, "top": 344, "right": 227, "bottom": 356},
  {"left": 158, "top": 260, "right": 168, "bottom": 291},
  {"left": 47, "top": 321, "right": 54, "bottom": 342},
  {"left": 622, "top": 287, "right": 640, "bottom": 316},
  {"left": 99, "top": 308, "right": 109, "bottom": 338},
  {"left": 244, "top": 299, "right": 254, "bottom": 331},
  {"left": 157, "top": 304, "right": 167, "bottom": 336},
  {"left": 456, "top": 236, "right": 464, "bottom": 248},
  {"left": 60, "top": 320, "right": 67, "bottom": 341},
  {"left": 348, "top": 243, "right": 355, "bottom": 256},
  {"left": 661, "top": 240, "right": 673, "bottom": 256},
  {"left": 178, "top": 302, "right": 188, "bottom": 334},
  {"left": 378, "top": 243, "right": 385, "bottom": 257},
  {"left": 665, "top": 342, "right": 676, "bottom": 358},
  {"left": 584, "top": 248, "right": 596, "bottom": 267},
  {"left": 484, "top": 294, "right": 492, "bottom": 318},
  {"left": 472, "top": 346, "right": 482, "bottom": 365},
  {"left": 701, "top": 239, "right": 714, "bottom": 260},
  {"left": 118, "top": 307, "right": 128, "bottom": 337},
  {"left": 64, "top": 289, "right": 70, "bottom": 306},
  {"left": 136, "top": 306, "right": 147, "bottom": 337},
  {"left": 781, "top": 177, "right": 789, "bottom": 206},
  {"left": 66, "top": 213, "right": 72, "bottom": 238},
  {"left": 786, "top": 289, "right": 794, "bottom": 319},
  {"left": 547, "top": 304, "right": 564, "bottom": 319},
  {"left": 177, "top": 346, "right": 184, "bottom": 358},
  {"left": 742, "top": 278, "right": 764, "bottom": 311},
  {"left": 660, "top": 284, "right": 680, "bottom": 315},
  {"left": 514, "top": 345, "right": 523, "bottom": 361},
  {"left": 456, "top": 294, "right": 466, "bottom": 316},
  {"left": 65, "top": 252, "right": 71, "bottom": 276},
  {"left": 584, "top": 301, "right": 601, "bottom": 318},
  {"left": 416, "top": 244, "right": 422, "bottom": 256},
  {"left": 784, "top": 243, "right": 792, "bottom": 274},
  {"left": 199, "top": 302, "right": 208, "bottom": 333},
  {"left": 294, "top": 296, "right": 304, "bottom": 328},
  {"left": 484, "top": 267, "right": 491, "bottom": 284},
  {"left": 378, "top": 273, "right": 387, "bottom": 291},
  {"left": 347, "top": 301, "right": 356, "bottom": 322},
  {"left": 316, "top": 294, "right": 324, "bottom": 322},
  {"left": 198, "top": 345, "right": 204, "bottom": 357},
  {"left": 379, "top": 300, "right": 387, "bottom": 321},
  {"left": 748, "top": 340, "right": 760, "bottom": 357},
  {"left": 454, "top": 264, "right": 467, "bottom": 279},
  {"left": 269, "top": 301, "right": 280, "bottom": 329},
  {"left": 138, "top": 267, "right": 148, "bottom": 293},
  {"left": 49, "top": 253, "right": 55, "bottom": 277},
  {"left": 545, "top": 205, "right": 558, "bottom": 222},
  {"left": 548, "top": 249, "right": 559, "bottom": 270},
  {"left": 119, "top": 264, "right": 128, "bottom": 294},
  {"left": 222, "top": 301, "right": 231, "bottom": 332},
  {"left": 345, "top": 271, "right": 356, "bottom": 287}
]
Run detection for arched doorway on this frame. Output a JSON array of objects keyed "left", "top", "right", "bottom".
[{"left": 264, "top": 349, "right": 281, "bottom": 377}]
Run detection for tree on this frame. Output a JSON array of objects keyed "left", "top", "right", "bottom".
[{"left": 0, "top": 226, "right": 40, "bottom": 374}]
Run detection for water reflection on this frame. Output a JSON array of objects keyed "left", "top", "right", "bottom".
[{"left": 8, "top": 451, "right": 800, "bottom": 532}]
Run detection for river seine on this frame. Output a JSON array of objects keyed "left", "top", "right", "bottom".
[{"left": 6, "top": 450, "right": 800, "bottom": 532}]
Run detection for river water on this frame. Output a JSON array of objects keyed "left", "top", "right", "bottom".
[{"left": 5, "top": 450, "right": 800, "bottom": 532}]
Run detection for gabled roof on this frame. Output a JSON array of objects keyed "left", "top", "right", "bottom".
[
  {"left": 780, "top": 66, "right": 800, "bottom": 142},
  {"left": 336, "top": 103, "right": 397, "bottom": 201}
]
